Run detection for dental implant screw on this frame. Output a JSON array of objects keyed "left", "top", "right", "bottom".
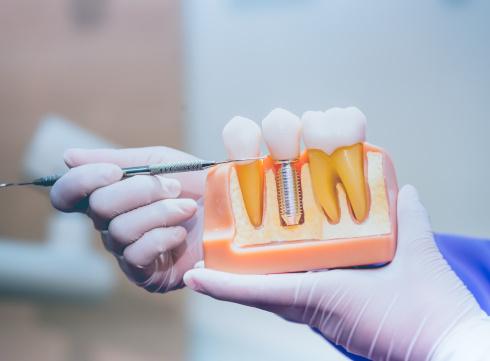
[{"left": 275, "top": 160, "right": 304, "bottom": 226}]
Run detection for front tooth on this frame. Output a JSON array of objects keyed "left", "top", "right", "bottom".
[
  {"left": 222, "top": 116, "right": 264, "bottom": 227},
  {"left": 302, "top": 107, "right": 368, "bottom": 223}
]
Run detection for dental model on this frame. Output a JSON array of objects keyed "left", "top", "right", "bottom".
[{"left": 203, "top": 107, "right": 398, "bottom": 274}]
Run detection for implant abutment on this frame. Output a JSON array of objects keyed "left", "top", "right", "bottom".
[{"left": 274, "top": 160, "right": 304, "bottom": 226}]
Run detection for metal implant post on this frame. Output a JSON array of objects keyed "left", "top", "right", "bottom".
[{"left": 275, "top": 160, "right": 304, "bottom": 226}]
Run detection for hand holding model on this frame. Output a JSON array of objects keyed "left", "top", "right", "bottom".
[
  {"left": 50, "top": 146, "right": 206, "bottom": 292},
  {"left": 184, "top": 184, "right": 490, "bottom": 360},
  {"left": 184, "top": 108, "right": 489, "bottom": 360}
]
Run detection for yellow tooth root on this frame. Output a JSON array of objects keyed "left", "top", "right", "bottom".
[
  {"left": 307, "top": 149, "right": 340, "bottom": 223},
  {"left": 307, "top": 143, "right": 369, "bottom": 223},
  {"left": 236, "top": 161, "right": 264, "bottom": 227},
  {"left": 332, "top": 143, "right": 368, "bottom": 222}
]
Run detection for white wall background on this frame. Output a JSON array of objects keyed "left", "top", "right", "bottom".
[{"left": 183, "top": 1, "right": 490, "bottom": 360}]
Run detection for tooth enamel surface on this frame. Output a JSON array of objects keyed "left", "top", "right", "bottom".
[
  {"left": 222, "top": 116, "right": 264, "bottom": 227},
  {"left": 262, "top": 108, "right": 302, "bottom": 160},
  {"left": 222, "top": 116, "right": 262, "bottom": 161},
  {"left": 302, "top": 107, "right": 366, "bottom": 155},
  {"left": 302, "top": 107, "right": 369, "bottom": 222}
]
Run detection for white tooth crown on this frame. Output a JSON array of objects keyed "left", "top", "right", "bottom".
[
  {"left": 302, "top": 107, "right": 367, "bottom": 154},
  {"left": 222, "top": 116, "right": 262, "bottom": 160},
  {"left": 262, "top": 108, "right": 302, "bottom": 160}
]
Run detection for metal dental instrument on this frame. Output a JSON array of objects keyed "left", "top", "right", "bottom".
[{"left": 0, "top": 157, "right": 263, "bottom": 188}]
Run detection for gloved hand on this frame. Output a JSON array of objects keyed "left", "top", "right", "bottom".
[
  {"left": 184, "top": 185, "right": 489, "bottom": 360},
  {"left": 50, "top": 147, "right": 206, "bottom": 293}
]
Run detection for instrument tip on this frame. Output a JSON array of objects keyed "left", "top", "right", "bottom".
[
  {"left": 0, "top": 183, "right": 13, "bottom": 188},
  {"left": 232, "top": 156, "right": 265, "bottom": 163}
]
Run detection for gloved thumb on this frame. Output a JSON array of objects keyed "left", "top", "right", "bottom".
[
  {"left": 395, "top": 184, "right": 434, "bottom": 256},
  {"left": 63, "top": 147, "right": 171, "bottom": 169}
]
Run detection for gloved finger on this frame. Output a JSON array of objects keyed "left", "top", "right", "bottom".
[
  {"left": 123, "top": 226, "right": 187, "bottom": 267},
  {"left": 395, "top": 184, "right": 436, "bottom": 259},
  {"left": 64, "top": 146, "right": 194, "bottom": 168},
  {"left": 183, "top": 268, "right": 320, "bottom": 310},
  {"left": 115, "top": 255, "right": 156, "bottom": 286},
  {"left": 107, "top": 198, "right": 197, "bottom": 252},
  {"left": 101, "top": 230, "right": 117, "bottom": 254},
  {"left": 120, "top": 252, "right": 180, "bottom": 292},
  {"left": 50, "top": 163, "right": 122, "bottom": 212},
  {"left": 64, "top": 147, "right": 206, "bottom": 200},
  {"left": 89, "top": 175, "right": 181, "bottom": 220},
  {"left": 397, "top": 185, "right": 432, "bottom": 238},
  {"left": 64, "top": 146, "right": 206, "bottom": 199},
  {"left": 88, "top": 207, "right": 112, "bottom": 231}
]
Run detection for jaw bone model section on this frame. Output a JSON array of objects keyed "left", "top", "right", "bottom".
[{"left": 204, "top": 107, "right": 398, "bottom": 274}]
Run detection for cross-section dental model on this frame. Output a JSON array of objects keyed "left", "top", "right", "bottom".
[{"left": 203, "top": 107, "right": 398, "bottom": 274}]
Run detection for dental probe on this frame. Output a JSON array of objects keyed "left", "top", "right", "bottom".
[{"left": 0, "top": 157, "right": 263, "bottom": 188}]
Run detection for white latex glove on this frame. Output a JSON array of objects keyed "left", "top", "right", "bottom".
[
  {"left": 184, "top": 185, "right": 490, "bottom": 360},
  {"left": 50, "top": 147, "right": 206, "bottom": 293}
]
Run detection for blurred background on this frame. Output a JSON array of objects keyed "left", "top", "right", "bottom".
[{"left": 0, "top": 0, "right": 489, "bottom": 360}]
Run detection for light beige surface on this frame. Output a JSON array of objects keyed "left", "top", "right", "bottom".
[
  {"left": 0, "top": 284, "right": 186, "bottom": 361},
  {"left": 0, "top": 1, "right": 185, "bottom": 360},
  {"left": 231, "top": 152, "right": 390, "bottom": 247},
  {"left": 0, "top": 0, "right": 183, "bottom": 240}
]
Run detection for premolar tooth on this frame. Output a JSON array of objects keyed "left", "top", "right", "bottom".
[
  {"left": 302, "top": 107, "right": 369, "bottom": 223},
  {"left": 306, "top": 148, "right": 340, "bottom": 223},
  {"left": 223, "top": 116, "right": 264, "bottom": 227}
]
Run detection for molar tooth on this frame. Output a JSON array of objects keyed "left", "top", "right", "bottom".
[
  {"left": 222, "top": 116, "right": 264, "bottom": 227},
  {"left": 302, "top": 107, "right": 369, "bottom": 223}
]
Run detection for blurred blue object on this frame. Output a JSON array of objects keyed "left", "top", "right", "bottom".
[{"left": 435, "top": 233, "right": 490, "bottom": 313}]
